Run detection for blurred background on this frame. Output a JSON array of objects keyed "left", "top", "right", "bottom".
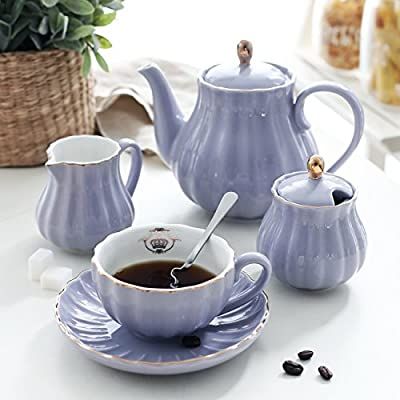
[{"left": 100, "top": 0, "right": 308, "bottom": 66}]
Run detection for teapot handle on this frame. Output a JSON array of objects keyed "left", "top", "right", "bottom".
[
  {"left": 293, "top": 82, "right": 364, "bottom": 173},
  {"left": 118, "top": 139, "right": 143, "bottom": 196}
]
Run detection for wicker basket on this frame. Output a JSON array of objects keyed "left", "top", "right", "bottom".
[{"left": 0, "top": 49, "right": 96, "bottom": 166}]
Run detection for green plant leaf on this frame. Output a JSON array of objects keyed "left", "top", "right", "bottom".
[
  {"left": 94, "top": 34, "right": 111, "bottom": 49},
  {"left": 0, "top": 0, "right": 121, "bottom": 65},
  {"left": 30, "top": 33, "right": 43, "bottom": 50},
  {"left": 68, "top": 17, "right": 83, "bottom": 30},
  {"left": 0, "top": 20, "right": 11, "bottom": 51},
  {"left": 9, "top": 29, "right": 30, "bottom": 51},
  {"left": 93, "top": 6, "right": 104, "bottom": 18},
  {"left": 95, "top": 34, "right": 112, "bottom": 49},
  {"left": 29, "top": 17, "right": 41, "bottom": 33},
  {"left": 93, "top": 11, "right": 115, "bottom": 26},
  {"left": 68, "top": 24, "right": 94, "bottom": 39},
  {"left": 1, "top": 14, "right": 12, "bottom": 24},
  {"left": 61, "top": 14, "right": 69, "bottom": 39},
  {"left": 53, "top": 38, "right": 85, "bottom": 51},
  {"left": 88, "top": 33, "right": 99, "bottom": 51},
  {"left": 41, "top": 0, "right": 60, "bottom": 7},
  {"left": 60, "top": 0, "right": 95, "bottom": 16},
  {"left": 48, "top": 7, "right": 62, "bottom": 33},
  {"left": 38, "top": 16, "right": 49, "bottom": 35},
  {"left": 80, "top": 13, "right": 94, "bottom": 24},
  {"left": 25, "top": 1, "right": 43, "bottom": 14},
  {"left": 11, "top": 18, "right": 30, "bottom": 39},
  {"left": 102, "top": 0, "right": 123, "bottom": 11},
  {"left": 82, "top": 47, "right": 91, "bottom": 76},
  {"left": 94, "top": 50, "right": 109, "bottom": 72},
  {"left": 10, "top": 0, "right": 25, "bottom": 23}
]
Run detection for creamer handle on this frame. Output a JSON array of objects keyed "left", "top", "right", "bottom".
[{"left": 118, "top": 139, "right": 143, "bottom": 196}]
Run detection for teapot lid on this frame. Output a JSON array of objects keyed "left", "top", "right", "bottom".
[
  {"left": 203, "top": 40, "right": 289, "bottom": 90},
  {"left": 277, "top": 155, "right": 354, "bottom": 207}
]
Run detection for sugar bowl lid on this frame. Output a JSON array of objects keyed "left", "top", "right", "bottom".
[
  {"left": 277, "top": 155, "right": 354, "bottom": 207},
  {"left": 203, "top": 40, "right": 289, "bottom": 90}
]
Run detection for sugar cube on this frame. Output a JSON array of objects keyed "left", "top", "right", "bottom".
[
  {"left": 28, "top": 248, "right": 54, "bottom": 281},
  {"left": 40, "top": 267, "right": 73, "bottom": 292}
]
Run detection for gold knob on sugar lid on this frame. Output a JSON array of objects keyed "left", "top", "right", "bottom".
[
  {"left": 307, "top": 155, "right": 325, "bottom": 180},
  {"left": 237, "top": 40, "right": 253, "bottom": 64}
]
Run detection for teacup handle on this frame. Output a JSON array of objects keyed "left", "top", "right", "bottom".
[
  {"left": 293, "top": 82, "right": 364, "bottom": 173},
  {"left": 222, "top": 252, "right": 272, "bottom": 313},
  {"left": 118, "top": 139, "right": 143, "bottom": 196}
]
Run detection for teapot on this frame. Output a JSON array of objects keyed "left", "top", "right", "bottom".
[
  {"left": 256, "top": 155, "right": 367, "bottom": 290},
  {"left": 138, "top": 40, "right": 364, "bottom": 219},
  {"left": 36, "top": 135, "right": 143, "bottom": 253}
]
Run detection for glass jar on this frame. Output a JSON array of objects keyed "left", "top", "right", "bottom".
[
  {"left": 313, "top": 0, "right": 365, "bottom": 70},
  {"left": 360, "top": 0, "right": 400, "bottom": 105}
]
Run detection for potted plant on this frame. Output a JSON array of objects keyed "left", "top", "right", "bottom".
[{"left": 0, "top": 0, "right": 124, "bottom": 166}]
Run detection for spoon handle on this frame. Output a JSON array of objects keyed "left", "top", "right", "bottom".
[{"left": 184, "top": 192, "right": 238, "bottom": 267}]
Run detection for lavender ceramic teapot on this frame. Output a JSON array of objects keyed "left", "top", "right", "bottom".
[
  {"left": 139, "top": 40, "right": 364, "bottom": 219},
  {"left": 257, "top": 155, "right": 367, "bottom": 290}
]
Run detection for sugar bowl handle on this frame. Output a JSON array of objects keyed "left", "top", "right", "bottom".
[
  {"left": 222, "top": 252, "right": 272, "bottom": 313},
  {"left": 118, "top": 139, "right": 143, "bottom": 196},
  {"left": 293, "top": 82, "right": 364, "bottom": 173}
]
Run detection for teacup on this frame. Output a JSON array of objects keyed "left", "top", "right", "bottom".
[{"left": 92, "top": 223, "right": 272, "bottom": 338}]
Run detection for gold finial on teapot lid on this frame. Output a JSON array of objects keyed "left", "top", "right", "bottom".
[
  {"left": 237, "top": 40, "right": 253, "bottom": 64},
  {"left": 307, "top": 155, "right": 325, "bottom": 180}
]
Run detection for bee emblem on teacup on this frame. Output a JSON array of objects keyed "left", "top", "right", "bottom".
[{"left": 140, "top": 227, "right": 180, "bottom": 254}]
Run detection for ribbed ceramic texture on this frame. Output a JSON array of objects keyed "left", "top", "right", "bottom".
[
  {"left": 94, "top": 263, "right": 235, "bottom": 338},
  {"left": 0, "top": 50, "right": 95, "bottom": 166},
  {"left": 139, "top": 64, "right": 364, "bottom": 219},
  {"left": 203, "top": 62, "right": 289, "bottom": 89},
  {"left": 170, "top": 76, "right": 317, "bottom": 219},
  {"left": 36, "top": 156, "right": 135, "bottom": 253},
  {"left": 256, "top": 193, "right": 367, "bottom": 290},
  {"left": 56, "top": 270, "right": 269, "bottom": 375}
]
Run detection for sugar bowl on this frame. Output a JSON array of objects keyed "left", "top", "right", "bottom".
[{"left": 257, "top": 155, "right": 367, "bottom": 290}]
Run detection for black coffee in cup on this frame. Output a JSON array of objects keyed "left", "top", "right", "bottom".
[{"left": 113, "top": 260, "right": 216, "bottom": 289}]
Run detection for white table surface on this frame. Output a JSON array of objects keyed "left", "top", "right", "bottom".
[
  {"left": 1, "top": 124, "right": 400, "bottom": 399},
  {"left": 2, "top": 1, "right": 400, "bottom": 397}
]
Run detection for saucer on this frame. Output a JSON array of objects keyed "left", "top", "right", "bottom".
[{"left": 55, "top": 270, "right": 269, "bottom": 375}]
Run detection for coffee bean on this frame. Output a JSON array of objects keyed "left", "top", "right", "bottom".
[
  {"left": 318, "top": 366, "right": 333, "bottom": 380},
  {"left": 282, "top": 360, "right": 304, "bottom": 376},
  {"left": 298, "top": 350, "right": 314, "bottom": 361},
  {"left": 182, "top": 335, "right": 201, "bottom": 348}
]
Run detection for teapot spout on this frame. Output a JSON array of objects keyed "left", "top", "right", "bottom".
[{"left": 138, "top": 63, "right": 185, "bottom": 165}]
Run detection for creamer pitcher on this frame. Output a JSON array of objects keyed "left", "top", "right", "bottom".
[{"left": 36, "top": 135, "right": 143, "bottom": 252}]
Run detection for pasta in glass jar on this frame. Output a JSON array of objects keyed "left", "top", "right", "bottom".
[
  {"left": 360, "top": 0, "right": 400, "bottom": 105},
  {"left": 313, "top": 0, "right": 365, "bottom": 70}
]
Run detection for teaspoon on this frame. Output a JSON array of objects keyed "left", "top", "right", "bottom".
[{"left": 170, "top": 192, "right": 239, "bottom": 288}]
